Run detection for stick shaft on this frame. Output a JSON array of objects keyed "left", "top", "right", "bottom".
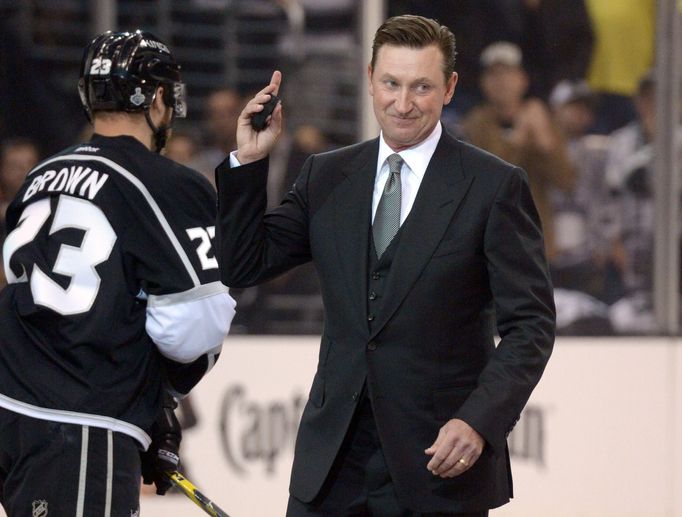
[{"left": 165, "top": 471, "right": 231, "bottom": 517}]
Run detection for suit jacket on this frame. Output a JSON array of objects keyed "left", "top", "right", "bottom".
[{"left": 216, "top": 130, "right": 555, "bottom": 513}]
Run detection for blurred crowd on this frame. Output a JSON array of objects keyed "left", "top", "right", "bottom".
[{"left": 2, "top": 0, "right": 677, "bottom": 336}]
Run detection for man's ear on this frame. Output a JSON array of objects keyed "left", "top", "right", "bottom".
[
  {"left": 444, "top": 72, "right": 458, "bottom": 105},
  {"left": 367, "top": 64, "right": 374, "bottom": 97}
]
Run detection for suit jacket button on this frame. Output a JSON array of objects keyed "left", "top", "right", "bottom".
[
  {"left": 352, "top": 392, "right": 359, "bottom": 401},
  {"left": 367, "top": 341, "right": 377, "bottom": 350},
  {"left": 369, "top": 291, "right": 377, "bottom": 300},
  {"left": 367, "top": 314, "right": 375, "bottom": 321},
  {"left": 372, "top": 272, "right": 380, "bottom": 280}
]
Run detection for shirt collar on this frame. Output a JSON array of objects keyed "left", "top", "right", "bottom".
[{"left": 377, "top": 122, "right": 442, "bottom": 180}]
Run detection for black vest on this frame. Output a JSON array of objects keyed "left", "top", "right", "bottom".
[{"left": 367, "top": 230, "right": 402, "bottom": 333}]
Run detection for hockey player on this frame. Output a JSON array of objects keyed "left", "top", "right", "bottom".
[{"left": 0, "top": 30, "right": 235, "bottom": 516}]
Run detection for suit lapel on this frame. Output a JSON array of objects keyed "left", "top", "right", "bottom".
[
  {"left": 370, "top": 135, "right": 473, "bottom": 339},
  {"left": 333, "top": 139, "right": 379, "bottom": 328}
]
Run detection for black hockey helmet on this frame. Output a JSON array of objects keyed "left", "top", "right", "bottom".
[{"left": 78, "top": 30, "right": 187, "bottom": 122}]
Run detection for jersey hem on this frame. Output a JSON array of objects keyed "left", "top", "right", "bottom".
[{"left": 0, "top": 393, "right": 152, "bottom": 449}]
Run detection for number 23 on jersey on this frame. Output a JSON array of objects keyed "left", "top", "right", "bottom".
[{"left": 3, "top": 195, "right": 117, "bottom": 316}]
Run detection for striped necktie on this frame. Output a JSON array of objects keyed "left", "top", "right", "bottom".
[{"left": 373, "top": 153, "right": 403, "bottom": 258}]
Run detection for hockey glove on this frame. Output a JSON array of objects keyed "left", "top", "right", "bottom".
[{"left": 141, "top": 393, "right": 182, "bottom": 495}]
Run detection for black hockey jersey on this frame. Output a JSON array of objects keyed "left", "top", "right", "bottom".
[{"left": 0, "top": 134, "right": 235, "bottom": 448}]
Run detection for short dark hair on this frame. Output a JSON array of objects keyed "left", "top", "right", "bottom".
[{"left": 371, "top": 15, "right": 456, "bottom": 84}]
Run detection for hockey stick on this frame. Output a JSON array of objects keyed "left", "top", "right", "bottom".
[{"left": 165, "top": 470, "right": 231, "bottom": 517}]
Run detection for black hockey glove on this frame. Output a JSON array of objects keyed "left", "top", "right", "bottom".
[{"left": 141, "top": 393, "right": 181, "bottom": 495}]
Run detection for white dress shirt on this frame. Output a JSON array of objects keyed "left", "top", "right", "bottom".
[{"left": 372, "top": 122, "right": 442, "bottom": 225}]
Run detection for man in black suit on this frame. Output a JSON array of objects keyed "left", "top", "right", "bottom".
[{"left": 216, "top": 15, "right": 555, "bottom": 516}]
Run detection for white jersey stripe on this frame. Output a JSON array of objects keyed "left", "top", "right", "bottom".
[
  {"left": 146, "top": 280, "right": 229, "bottom": 306},
  {"left": 76, "top": 426, "right": 89, "bottom": 517},
  {"left": 28, "top": 153, "right": 201, "bottom": 287},
  {"left": 105, "top": 430, "right": 113, "bottom": 517}
]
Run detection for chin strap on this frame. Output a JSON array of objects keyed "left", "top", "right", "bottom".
[{"left": 144, "top": 109, "right": 172, "bottom": 153}]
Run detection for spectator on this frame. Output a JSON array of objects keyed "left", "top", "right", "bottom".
[
  {"left": 273, "top": 124, "right": 330, "bottom": 201},
  {"left": 164, "top": 129, "right": 201, "bottom": 169},
  {"left": 462, "top": 42, "right": 576, "bottom": 261},
  {"left": 584, "top": 0, "right": 656, "bottom": 133},
  {"left": 0, "top": 138, "right": 40, "bottom": 217},
  {"left": 548, "top": 82, "right": 620, "bottom": 299},
  {"left": 601, "top": 71, "right": 682, "bottom": 333},
  {"left": 192, "top": 88, "right": 244, "bottom": 185},
  {"left": 548, "top": 81, "right": 622, "bottom": 333},
  {"left": 604, "top": 72, "right": 658, "bottom": 196},
  {"left": 550, "top": 80, "right": 598, "bottom": 141},
  {"left": 519, "top": 0, "right": 594, "bottom": 101},
  {"left": 0, "top": 138, "right": 40, "bottom": 288},
  {"left": 603, "top": 73, "right": 659, "bottom": 333}
]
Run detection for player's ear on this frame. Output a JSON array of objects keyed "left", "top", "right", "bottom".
[{"left": 152, "top": 86, "right": 167, "bottom": 113}]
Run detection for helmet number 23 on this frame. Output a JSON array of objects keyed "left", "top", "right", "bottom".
[
  {"left": 3, "top": 196, "right": 117, "bottom": 315},
  {"left": 89, "top": 57, "right": 112, "bottom": 75}
]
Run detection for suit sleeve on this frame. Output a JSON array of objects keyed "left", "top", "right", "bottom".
[
  {"left": 455, "top": 166, "right": 556, "bottom": 454},
  {"left": 215, "top": 155, "right": 313, "bottom": 287}
]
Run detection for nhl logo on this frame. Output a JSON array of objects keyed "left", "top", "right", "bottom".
[
  {"left": 32, "top": 500, "right": 48, "bottom": 517},
  {"left": 130, "top": 87, "right": 146, "bottom": 106}
]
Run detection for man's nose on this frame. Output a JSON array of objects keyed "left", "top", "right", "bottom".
[{"left": 393, "top": 89, "right": 413, "bottom": 114}]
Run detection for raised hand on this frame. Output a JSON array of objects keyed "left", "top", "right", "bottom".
[{"left": 235, "top": 70, "right": 283, "bottom": 164}]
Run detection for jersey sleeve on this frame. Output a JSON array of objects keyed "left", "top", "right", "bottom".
[{"left": 123, "top": 165, "right": 235, "bottom": 367}]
